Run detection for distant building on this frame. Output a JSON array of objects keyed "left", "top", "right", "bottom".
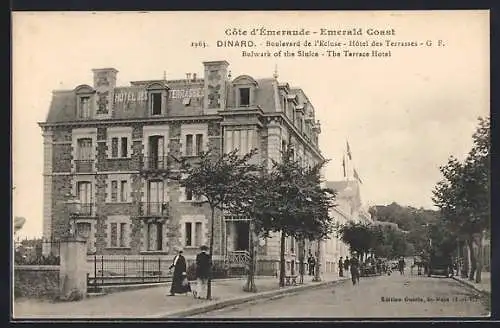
[
  {"left": 322, "top": 179, "right": 372, "bottom": 273},
  {"left": 38, "top": 60, "right": 324, "bottom": 275}
]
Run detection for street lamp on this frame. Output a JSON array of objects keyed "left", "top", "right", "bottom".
[{"left": 65, "top": 194, "right": 81, "bottom": 238}]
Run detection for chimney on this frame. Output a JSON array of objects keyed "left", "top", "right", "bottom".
[
  {"left": 92, "top": 68, "right": 118, "bottom": 89},
  {"left": 91, "top": 68, "right": 118, "bottom": 116},
  {"left": 203, "top": 60, "right": 230, "bottom": 114},
  {"left": 186, "top": 73, "right": 192, "bottom": 80},
  {"left": 192, "top": 73, "right": 197, "bottom": 82}
]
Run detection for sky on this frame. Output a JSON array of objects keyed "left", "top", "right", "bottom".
[{"left": 12, "top": 11, "right": 490, "bottom": 238}]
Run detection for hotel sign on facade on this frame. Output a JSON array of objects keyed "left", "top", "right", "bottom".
[{"left": 114, "top": 88, "right": 204, "bottom": 103}]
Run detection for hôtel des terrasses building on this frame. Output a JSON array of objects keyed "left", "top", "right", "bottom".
[{"left": 39, "top": 60, "right": 324, "bottom": 273}]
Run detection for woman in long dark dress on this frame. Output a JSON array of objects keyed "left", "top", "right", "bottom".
[{"left": 168, "top": 249, "right": 187, "bottom": 296}]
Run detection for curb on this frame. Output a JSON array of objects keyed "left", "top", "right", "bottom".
[
  {"left": 155, "top": 277, "right": 350, "bottom": 318},
  {"left": 452, "top": 276, "right": 491, "bottom": 297},
  {"left": 88, "top": 276, "right": 276, "bottom": 295}
]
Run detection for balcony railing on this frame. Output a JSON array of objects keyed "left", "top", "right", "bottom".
[
  {"left": 74, "top": 160, "right": 94, "bottom": 173},
  {"left": 140, "top": 202, "right": 169, "bottom": 217},
  {"left": 225, "top": 250, "right": 250, "bottom": 267},
  {"left": 73, "top": 203, "right": 95, "bottom": 217},
  {"left": 141, "top": 156, "right": 169, "bottom": 171}
]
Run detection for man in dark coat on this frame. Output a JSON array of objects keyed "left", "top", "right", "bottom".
[
  {"left": 168, "top": 248, "right": 187, "bottom": 296},
  {"left": 350, "top": 255, "right": 360, "bottom": 285},
  {"left": 338, "top": 257, "right": 344, "bottom": 277},
  {"left": 194, "top": 245, "right": 211, "bottom": 299},
  {"left": 344, "top": 256, "right": 350, "bottom": 277},
  {"left": 307, "top": 251, "right": 316, "bottom": 276}
]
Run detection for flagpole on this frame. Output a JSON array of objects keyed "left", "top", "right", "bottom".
[{"left": 345, "top": 149, "right": 349, "bottom": 181}]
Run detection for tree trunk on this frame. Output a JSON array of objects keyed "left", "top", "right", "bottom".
[
  {"left": 473, "top": 232, "right": 483, "bottom": 283},
  {"left": 467, "top": 237, "right": 477, "bottom": 281},
  {"left": 313, "top": 239, "right": 321, "bottom": 282},
  {"left": 206, "top": 208, "right": 215, "bottom": 300},
  {"left": 279, "top": 231, "right": 286, "bottom": 287},
  {"left": 461, "top": 241, "right": 470, "bottom": 278},
  {"left": 243, "top": 220, "right": 257, "bottom": 292},
  {"left": 298, "top": 238, "right": 305, "bottom": 284}
]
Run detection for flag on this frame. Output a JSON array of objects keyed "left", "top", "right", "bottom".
[
  {"left": 342, "top": 155, "right": 346, "bottom": 177},
  {"left": 346, "top": 140, "right": 352, "bottom": 160},
  {"left": 353, "top": 168, "right": 362, "bottom": 184}
]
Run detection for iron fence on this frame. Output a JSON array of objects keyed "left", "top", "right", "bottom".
[
  {"left": 140, "top": 202, "right": 169, "bottom": 216},
  {"left": 141, "top": 156, "right": 169, "bottom": 170},
  {"left": 87, "top": 256, "right": 229, "bottom": 292}
]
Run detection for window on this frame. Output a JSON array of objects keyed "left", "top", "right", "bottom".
[
  {"left": 111, "top": 181, "right": 118, "bottom": 202},
  {"left": 77, "top": 181, "right": 92, "bottom": 215},
  {"left": 111, "top": 138, "right": 119, "bottom": 157},
  {"left": 147, "top": 222, "right": 163, "bottom": 251},
  {"left": 185, "top": 222, "right": 192, "bottom": 246},
  {"left": 109, "top": 178, "right": 129, "bottom": 203},
  {"left": 185, "top": 134, "right": 193, "bottom": 156},
  {"left": 77, "top": 138, "right": 93, "bottom": 160},
  {"left": 182, "top": 98, "right": 191, "bottom": 106},
  {"left": 239, "top": 88, "right": 250, "bottom": 106},
  {"left": 109, "top": 221, "right": 128, "bottom": 248},
  {"left": 181, "top": 125, "right": 207, "bottom": 157},
  {"left": 186, "top": 188, "right": 193, "bottom": 201},
  {"left": 225, "top": 129, "right": 254, "bottom": 156},
  {"left": 106, "top": 127, "right": 132, "bottom": 159},
  {"left": 121, "top": 137, "right": 128, "bottom": 157},
  {"left": 151, "top": 92, "right": 162, "bottom": 115},
  {"left": 120, "top": 181, "right": 128, "bottom": 202},
  {"left": 148, "top": 135, "right": 165, "bottom": 169},
  {"left": 79, "top": 96, "right": 91, "bottom": 119},
  {"left": 119, "top": 223, "right": 127, "bottom": 247},
  {"left": 195, "top": 222, "right": 202, "bottom": 246},
  {"left": 185, "top": 133, "right": 204, "bottom": 156},
  {"left": 195, "top": 134, "right": 203, "bottom": 155},
  {"left": 110, "top": 223, "right": 118, "bottom": 247},
  {"left": 184, "top": 220, "right": 204, "bottom": 247},
  {"left": 146, "top": 180, "right": 165, "bottom": 215}
]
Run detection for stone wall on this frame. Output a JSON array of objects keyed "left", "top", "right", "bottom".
[{"left": 14, "top": 265, "right": 60, "bottom": 300}]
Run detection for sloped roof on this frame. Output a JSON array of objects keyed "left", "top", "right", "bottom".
[{"left": 254, "top": 78, "right": 278, "bottom": 113}]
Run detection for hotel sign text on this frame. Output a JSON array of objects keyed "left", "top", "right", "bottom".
[{"left": 114, "top": 88, "right": 204, "bottom": 102}]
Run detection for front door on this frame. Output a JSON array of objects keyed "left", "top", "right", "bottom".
[{"left": 235, "top": 221, "right": 250, "bottom": 251}]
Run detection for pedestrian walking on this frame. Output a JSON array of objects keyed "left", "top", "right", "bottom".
[
  {"left": 307, "top": 251, "right": 316, "bottom": 276},
  {"left": 168, "top": 248, "right": 187, "bottom": 296},
  {"left": 194, "top": 245, "right": 210, "bottom": 299},
  {"left": 338, "top": 256, "right": 344, "bottom": 277},
  {"left": 344, "top": 256, "right": 350, "bottom": 273},
  {"left": 398, "top": 257, "right": 406, "bottom": 275},
  {"left": 349, "top": 255, "right": 360, "bottom": 285}
]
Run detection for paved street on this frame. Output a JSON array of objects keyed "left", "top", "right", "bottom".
[{"left": 193, "top": 273, "right": 490, "bottom": 318}]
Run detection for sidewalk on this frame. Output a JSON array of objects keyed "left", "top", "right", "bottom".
[
  {"left": 453, "top": 272, "right": 491, "bottom": 295},
  {"left": 14, "top": 274, "right": 346, "bottom": 319}
]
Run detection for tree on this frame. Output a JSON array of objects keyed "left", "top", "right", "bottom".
[
  {"left": 336, "top": 222, "right": 374, "bottom": 259},
  {"left": 180, "top": 148, "right": 259, "bottom": 299},
  {"left": 253, "top": 147, "right": 336, "bottom": 286},
  {"left": 432, "top": 117, "right": 490, "bottom": 283}
]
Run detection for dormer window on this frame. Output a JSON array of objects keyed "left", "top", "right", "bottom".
[
  {"left": 232, "top": 75, "right": 258, "bottom": 109},
  {"left": 146, "top": 82, "right": 168, "bottom": 116},
  {"left": 79, "top": 96, "right": 91, "bottom": 119},
  {"left": 75, "top": 84, "right": 95, "bottom": 120},
  {"left": 239, "top": 88, "right": 250, "bottom": 106},
  {"left": 151, "top": 92, "right": 162, "bottom": 115}
]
